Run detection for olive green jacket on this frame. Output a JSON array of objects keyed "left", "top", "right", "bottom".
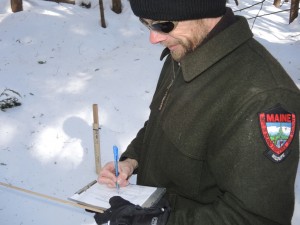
[{"left": 121, "top": 16, "right": 300, "bottom": 225}]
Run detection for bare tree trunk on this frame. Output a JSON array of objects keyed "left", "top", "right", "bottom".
[
  {"left": 289, "top": 0, "right": 299, "bottom": 23},
  {"left": 112, "top": 0, "right": 122, "bottom": 14},
  {"left": 99, "top": 0, "right": 107, "bottom": 28},
  {"left": 11, "top": 0, "right": 23, "bottom": 12},
  {"left": 273, "top": 0, "right": 299, "bottom": 24}
]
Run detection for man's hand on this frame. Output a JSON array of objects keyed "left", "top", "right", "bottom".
[
  {"left": 98, "top": 158, "right": 138, "bottom": 188},
  {"left": 93, "top": 196, "right": 171, "bottom": 225}
]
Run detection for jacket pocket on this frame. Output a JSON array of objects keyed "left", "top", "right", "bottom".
[{"left": 158, "top": 120, "right": 207, "bottom": 198}]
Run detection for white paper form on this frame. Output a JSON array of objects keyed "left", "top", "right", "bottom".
[{"left": 69, "top": 181, "right": 158, "bottom": 209}]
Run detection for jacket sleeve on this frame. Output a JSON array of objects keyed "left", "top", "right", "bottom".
[
  {"left": 120, "top": 56, "right": 172, "bottom": 165},
  {"left": 119, "top": 121, "right": 148, "bottom": 167},
  {"left": 168, "top": 92, "right": 299, "bottom": 225}
]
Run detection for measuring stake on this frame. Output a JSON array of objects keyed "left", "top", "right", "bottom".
[
  {"left": 93, "top": 104, "right": 101, "bottom": 174},
  {"left": 0, "top": 181, "right": 104, "bottom": 213}
]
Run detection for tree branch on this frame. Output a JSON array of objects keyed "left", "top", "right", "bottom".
[
  {"left": 44, "top": 0, "right": 75, "bottom": 5},
  {"left": 247, "top": 7, "right": 299, "bottom": 20},
  {"left": 233, "top": 0, "right": 266, "bottom": 12}
]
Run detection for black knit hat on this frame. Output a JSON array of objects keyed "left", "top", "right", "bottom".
[{"left": 129, "top": 0, "right": 227, "bottom": 21}]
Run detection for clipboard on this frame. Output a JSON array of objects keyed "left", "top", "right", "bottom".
[{"left": 69, "top": 180, "right": 166, "bottom": 211}]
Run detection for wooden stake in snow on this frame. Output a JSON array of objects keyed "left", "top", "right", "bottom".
[
  {"left": 93, "top": 104, "right": 101, "bottom": 174},
  {"left": 0, "top": 181, "right": 104, "bottom": 213}
]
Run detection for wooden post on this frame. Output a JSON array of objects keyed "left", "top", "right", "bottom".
[
  {"left": 11, "top": 0, "right": 23, "bottom": 12},
  {"left": 99, "top": 0, "right": 107, "bottom": 28},
  {"left": 112, "top": 0, "right": 122, "bottom": 14},
  {"left": 93, "top": 104, "right": 101, "bottom": 174},
  {"left": 0, "top": 181, "right": 104, "bottom": 213}
]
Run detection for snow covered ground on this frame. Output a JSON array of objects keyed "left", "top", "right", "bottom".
[{"left": 0, "top": 0, "right": 299, "bottom": 224}]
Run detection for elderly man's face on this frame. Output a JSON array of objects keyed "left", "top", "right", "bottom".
[{"left": 144, "top": 18, "right": 221, "bottom": 62}]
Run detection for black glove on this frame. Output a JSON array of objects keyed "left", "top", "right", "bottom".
[{"left": 93, "top": 196, "right": 171, "bottom": 225}]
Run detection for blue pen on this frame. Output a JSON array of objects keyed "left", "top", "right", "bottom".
[{"left": 113, "top": 145, "right": 120, "bottom": 193}]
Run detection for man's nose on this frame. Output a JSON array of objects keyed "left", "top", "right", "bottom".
[{"left": 149, "top": 31, "right": 167, "bottom": 44}]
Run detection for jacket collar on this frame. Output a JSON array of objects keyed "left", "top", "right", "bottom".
[
  {"left": 160, "top": 7, "right": 237, "bottom": 62},
  {"left": 159, "top": 12, "right": 253, "bottom": 82},
  {"left": 181, "top": 16, "right": 253, "bottom": 82}
]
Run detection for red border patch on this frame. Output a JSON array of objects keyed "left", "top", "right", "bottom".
[{"left": 259, "top": 105, "right": 296, "bottom": 162}]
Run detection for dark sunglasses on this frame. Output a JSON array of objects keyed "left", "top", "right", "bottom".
[{"left": 139, "top": 18, "right": 178, "bottom": 33}]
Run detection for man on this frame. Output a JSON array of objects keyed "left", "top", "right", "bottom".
[{"left": 99, "top": 0, "right": 300, "bottom": 224}]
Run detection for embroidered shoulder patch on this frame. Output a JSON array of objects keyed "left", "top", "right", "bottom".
[{"left": 259, "top": 105, "right": 296, "bottom": 163}]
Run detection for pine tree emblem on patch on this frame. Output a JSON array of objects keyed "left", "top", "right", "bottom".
[{"left": 259, "top": 105, "right": 296, "bottom": 163}]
